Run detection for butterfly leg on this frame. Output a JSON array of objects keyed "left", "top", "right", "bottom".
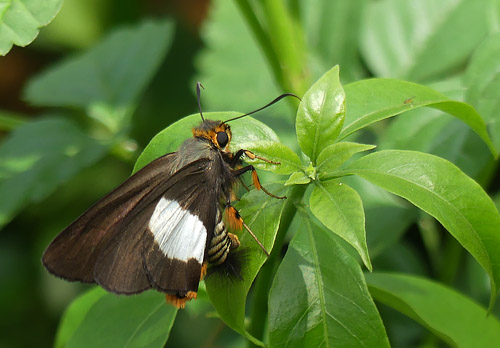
[
  {"left": 243, "top": 149, "right": 280, "bottom": 165},
  {"left": 232, "top": 165, "right": 286, "bottom": 199},
  {"left": 230, "top": 149, "right": 280, "bottom": 167},
  {"left": 223, "top": 195, "right": 269, "bottom": 256}
]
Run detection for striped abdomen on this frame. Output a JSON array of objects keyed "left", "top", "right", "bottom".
[{"left": 207, "top": 209, "right": 239, "bottom": 265}]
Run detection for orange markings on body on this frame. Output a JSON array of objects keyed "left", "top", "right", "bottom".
[
  {"left": 191, "top": 128, "right": 210, "bottom": 139},
  {"left": 192, "top": 124, "right": 231, "bottom": 150},
  {"left": 166, "top": 291, "right": 198, "bottom": 309},
  {"left": 214, "top": 124, "right": 229, "bottom": 135},
  {"left": 224, "top": 206, "right": 243, "bottom": 231}
]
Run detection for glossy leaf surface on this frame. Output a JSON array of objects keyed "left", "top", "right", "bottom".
[
  {"left": 345, "top": 150, "right": 500, "bottom": 306},
  {"left": 54, "top": 288, "right": 106, "bottom": 348},
  {"left": 296, "top": 66, "right": 345, "bottom": 162},
  {"left": 268, "top": 213, "right": 389, "bottom": 347},
  {"left": 0, "top": 0, "right": 63, "bottom": 55},
  {"left": 367, "top": 272, "right": 500, "bottom": 348},
  {"left": 310, "top": 180, "right": 371, "bottom": 270},
  {"left": 316, "top": 142, "right": 375, "bottom": 174},
  {"left": 341, "top": 79, "right": 496, "bottom": 157},
  {"left": 65, "top": 292, "right": 177, "bottom": 348}
]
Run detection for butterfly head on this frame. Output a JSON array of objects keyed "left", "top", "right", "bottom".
[{"left": 192, "top": 120, "right": 232, "bottom": 151}]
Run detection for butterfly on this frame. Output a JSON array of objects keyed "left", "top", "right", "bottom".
[{"left": 42, "top": 83, "right": 297, "bottom": 308}]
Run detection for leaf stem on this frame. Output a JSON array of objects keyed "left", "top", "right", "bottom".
[
  {"left": 247, "top": 183, "right": 307, "bottom": 347},
  {"left": 235, "top": 0, "right": 309, "bottom": 97},
  {"left": 260, "top": 0, "right": 308, "bottom": 95},
  {"left": 438, "top": 233, "right": 463, "bottom": 285},
  {"left": 234, "top": 0, "right": 285, "bottom": 91}
]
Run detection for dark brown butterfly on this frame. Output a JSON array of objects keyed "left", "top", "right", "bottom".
[{"left": 42, "top": 83, "right": 297, "bottom": 308}]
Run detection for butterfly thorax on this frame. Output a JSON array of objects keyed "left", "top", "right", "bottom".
[{"left": 171, "top": 121, "right": 241, "bottom": 266}]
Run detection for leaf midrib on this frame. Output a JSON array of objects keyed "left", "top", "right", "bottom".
[
  {"left": 349, "top": 167, "right": 491, "bottom": 274},
  {"left": 315, "top": 181, "right": 359, "bottom": 248},
  {"left": 123, "top": 300, "right": 165, "bottom": 348},
  {"left": 306, "top": 219, "right": 330, "bottom": 348}
]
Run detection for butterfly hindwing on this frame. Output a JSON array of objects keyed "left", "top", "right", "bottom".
[{"left": 143, "top": 158, "right": 219, "bottom": 295}]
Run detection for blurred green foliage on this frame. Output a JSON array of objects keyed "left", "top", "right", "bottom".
[{"left": 1, "top": 0, "right": 500, "bottom": 347}]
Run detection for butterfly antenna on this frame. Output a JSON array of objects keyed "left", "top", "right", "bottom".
[
  {"left": 224, "top": 93, "right": 301, "bottom": 123},
  {"left": 197, "top": 82, "right": 205, "bottom": 121}
]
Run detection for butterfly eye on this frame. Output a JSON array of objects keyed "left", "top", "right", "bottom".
[{"left": 216, "top": 131, "right": 228, "bottom": 148}]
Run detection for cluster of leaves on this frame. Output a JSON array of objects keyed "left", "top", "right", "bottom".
[{"left": 2, "top": 0, "right": 500, "bottom": 347}]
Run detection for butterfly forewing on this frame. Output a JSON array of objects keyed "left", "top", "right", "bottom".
[
  {"left": 42, "top": 153, "right": 177, "bottom": 283},
  {"left": 42, "top": 155, "right": 221, "bottom": 297}
]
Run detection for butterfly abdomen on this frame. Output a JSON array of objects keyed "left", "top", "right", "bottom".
[{"left": 207, "top": 209, "right": 240, "bottom": 265}]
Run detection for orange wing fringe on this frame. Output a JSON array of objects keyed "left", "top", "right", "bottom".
[{"left": 166, "top": 291, "right": 198, "bottom": 309}]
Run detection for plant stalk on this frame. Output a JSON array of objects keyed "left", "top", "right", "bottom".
[
  {"left": 234, "top": 0, "right": 285, "bottom": 91},
  {"left": 0, "top": 112, "right": 28, "bottom": 131},
  {"left": 260, "top": 0, "right": 308, "bottom": 95}
]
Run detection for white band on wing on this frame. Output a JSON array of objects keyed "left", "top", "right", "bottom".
[{"left": 149, "top": 197, "right": 207, "bottom": 264}]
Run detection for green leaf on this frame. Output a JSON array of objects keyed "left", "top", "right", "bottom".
[
  {"left": 344, "top": 150, "right": 500, "bottom": 307},
  {"left": 55, "top": 287, "right": 106, "bottom": 348},
  {"left": 377, "top": 78, "right": 493, "bottom": 180},
  {"left": 296, "top": 65, "right": 346, "bottom": 162},
  {"left": 465, "top": 32, "right": 500, "bottom": 152},
  {"left": 24, "top": 19, "right": 174, "bottom": 134},
  {"left": 205, "top": 183, "right": 288, "bottom": 345},
  {"left": 342, "top": 176, "right": 417, "bottom": 258},
  {"left": 285, "top": 171, "right": 311, "bottom": 186},
  {"left": 268, "top": 212, "right": 389, "bottom": 347},
  {"left": 134, "top": 112, "right": 281, "bottom": 172},
  {"left": 0, "top": 0, "right": 63, "bottom": 55},
  {"left": 383, "top": 109, "right": 492, "bottom": 180},
  {"left": 341, "top": 78, "right": 497, "bottom": 157},
  {"left": 65, "top": 292, "right": 177, "bottom": 348},
  {"left": 366, "top": 272, "right": 500, "bottom": 348},
  {"left": 360, "top": 0, "right": 490, "bottom": 81},
  {"left": 310, "top": 180, "right": 372, "bottom": 270},
  {"left": 303, "top": 0, "right": 367, "bottom": 83},
  {"left": 316, "top": 142, "right": 375, "bottom": 174},
  {"left": 376, "top": 77, "right": 466, "bottom": 154},
  {"left": 379, "top": 107, "right": 452, "bottom": 153},
  {"left": 0, "top": 117, "right": 107, "bottom": 229}
]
